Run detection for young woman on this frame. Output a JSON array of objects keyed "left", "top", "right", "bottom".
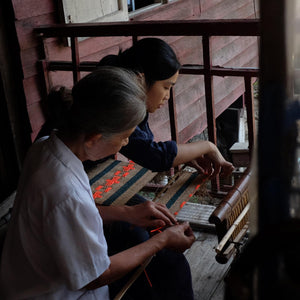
[
  {"left": 98, "top": 38, "right": 234, "bottom": 177},
  {"left": 0, "top": 67, "right": 195, "bottom": 299}
]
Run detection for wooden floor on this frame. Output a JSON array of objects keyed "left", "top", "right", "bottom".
[
  {"left": 184, "top": 230, "right": 233, "bottom": 300},
  {"left": 139, "top": 179, "right": 235, "bottom": 300}
]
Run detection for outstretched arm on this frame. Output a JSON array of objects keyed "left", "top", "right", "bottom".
[{"left": 173, "top": 140, "right": 234, "bottom": 177}]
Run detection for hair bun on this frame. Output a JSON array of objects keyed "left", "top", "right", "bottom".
[{"left": 97, "top": 54, "right": 121, "bottom": 67}]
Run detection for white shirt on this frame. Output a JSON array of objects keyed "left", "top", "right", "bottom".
[{"left": 0, "top": 133, "right": 110, "bottom": 299}]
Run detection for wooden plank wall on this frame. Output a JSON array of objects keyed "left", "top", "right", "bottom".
[{"left": 11, "top": 0, "right": 259, "bottom": 143}]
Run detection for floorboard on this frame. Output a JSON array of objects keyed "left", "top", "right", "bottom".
[{"left": 184, "top": 231, "right": 233, "bottom": 300}]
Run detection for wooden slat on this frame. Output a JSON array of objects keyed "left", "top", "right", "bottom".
[
  {"left": 216, "top": 203, "right": 250, "bottom": 253},
  {"left": 209, "top": 168, "right": 251, "bottom": 225},
  {"left": 215, "top": 223, "right": 249, "bottom": 264},
  {"left": 184, "top": 231, "right": 233, "bottom": 299},
  {"left": 42, "top": 61, "right": 259, "bottom": 78},
  {"left": 12, "top": 0, "right": 55, "bottom": 20},
  {"left": 208, "top": 168, "right": 251, "bottom": 262},
  {"left": 200, "top": 0, "right": 255, "bottom": 19},
  {"left": 131, "top": 0, "right": 194, "bottom": 21}
]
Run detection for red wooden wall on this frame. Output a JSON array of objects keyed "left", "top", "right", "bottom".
[{"left": 12, "top": 0, "right": 259, "bottom": 143}]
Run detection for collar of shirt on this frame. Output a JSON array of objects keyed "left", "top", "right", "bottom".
[{"left": 47, "top": 132, "right": 92, "bottom": 195}]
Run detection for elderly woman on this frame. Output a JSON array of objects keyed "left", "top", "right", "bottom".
[{"left": 0, "top": 67, "right": 195, "bottom": 300}]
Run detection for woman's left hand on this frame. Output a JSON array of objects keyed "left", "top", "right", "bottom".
[
  {"left": 187, "top": 155, "right": 214, "bottom": 176},
  {"left": 202, "top": 143, "right": 235, "bottom": 178},
  {"left": 126, "top": 200, "right": 178, "bottom": 229}
]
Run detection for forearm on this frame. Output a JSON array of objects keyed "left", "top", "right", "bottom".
[
  {"left": 85, "top": 232, "right": 167, "bottom": 289},
  {"left": 97, "top": 201, "right": 177, "bottom": 228},
  {"left": 173, "top": 140, "right": 214, "bottom": 167},
  {"left": 96, "top": 204, "right": 131, "bottom": 224}
]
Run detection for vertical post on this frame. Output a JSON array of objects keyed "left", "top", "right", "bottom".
[
  {"left": 202, "top": 35, "right": 217, "bottom": 145},
  {"left": 38, "top": 35, "right": 51, "bottom": 97},
  {"left": 70, "top": 37, "right": 80, "bottom": 84},
  {"left": 132, "top": 35, "right": 138, "bottom": 44},
  {"left": 203, "top": 35, "right": 219, "bottom": 192},
  {"left": 40, "top": 60, "right": 51, "bottom": 96},
  {"left": 258, "top": 0, "right": 289, "bottom": 236},
  {"left": 169, "top": 88, "right": 179, "bottom": 174},
  {"left": 168, "top": 88, "right": 179, "bottom": 143},
  {"left": 244, "top": 76, "right": 255, "bottom": 157},
  {"left": 258, "top": 0, "right": 291, "bottom": 298}
]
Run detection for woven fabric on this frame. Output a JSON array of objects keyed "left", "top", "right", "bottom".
[{"left": 87, "top": 159, "right": 157, "bottom": 206}]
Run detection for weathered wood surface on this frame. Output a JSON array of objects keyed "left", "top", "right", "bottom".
[
  {"left": 184, "top": 231, "right": 233, "bottom": 300},
  {"left": 11, "top": 0, "right": 259, "bottom": 140}
]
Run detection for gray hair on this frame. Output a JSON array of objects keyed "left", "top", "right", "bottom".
[{"left": 60, "top": 66, "right": 146, "bottom": 138}]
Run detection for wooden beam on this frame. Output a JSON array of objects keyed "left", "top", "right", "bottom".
[
  {"left": 45, "top": 61, "right": 260, "bottom": 78},
  {"left": 35, "top": 19, "right": 260, "bottom": 38}
]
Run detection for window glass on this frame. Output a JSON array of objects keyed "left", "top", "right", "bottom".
[{"left": 128, "top": 0, "right": 160, "bottom": 12}]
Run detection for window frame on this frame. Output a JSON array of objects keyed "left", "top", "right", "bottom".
[{"left": 60, "top": 0, "right": 129, "bottom": 24}]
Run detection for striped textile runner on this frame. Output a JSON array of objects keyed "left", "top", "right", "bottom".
[
  {"left": 153, "top": 170, "right": 209, "bottom": 215},
  {"left": 87, "top": 159, "right": 157, "bottom": 206}
]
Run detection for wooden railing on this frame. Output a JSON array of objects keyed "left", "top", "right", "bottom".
[{"left": 35, "top": 19, "right": 260, "bottom": 191}]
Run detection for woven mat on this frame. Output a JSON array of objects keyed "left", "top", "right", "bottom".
[
  {"left": 87, "top": 159, "right": 157, "bottom": 206},
  {"left": 153, "top": 170, "right": 209, "bottom": 215}
]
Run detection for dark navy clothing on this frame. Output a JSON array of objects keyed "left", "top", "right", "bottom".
[
  {"left": 106, "top": 195, "right": 194, "bottom": 300},
  {"left": 120, "top": 113, "right": 177, "bottom": 172}
]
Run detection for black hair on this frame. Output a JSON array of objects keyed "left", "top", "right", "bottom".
[{"left": 97, "top": 38, "right": 181, "bottom": 87}]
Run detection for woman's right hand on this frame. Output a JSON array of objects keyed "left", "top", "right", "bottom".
[
  {"left": 203, "top": 142, "right": 235, "bottom": 178},
  {"left": 174, "top": 141, "right": 234, "bottom": 178},
  {"left": 162, "top": 222, "right": 195, "bottom": 252}
]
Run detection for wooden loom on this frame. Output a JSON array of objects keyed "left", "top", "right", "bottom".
[
  {"left": 209, "top": 168, "right": 251, "bottom": 264},
  {"left": 87, "top": 158, "right": 251, "bottom": 298},
  {"left": 87, "top": 158, "right": 210, "bottom": 214},
  {"left": 87, "top": 158, "right": 251, "bottom": 265},
  {"left": 87, "top": 159, "right": 211, "bottom": 300}
]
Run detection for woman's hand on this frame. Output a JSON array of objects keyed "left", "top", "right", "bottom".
[
  {"left": 180, "top": 141, "right": 234, "bottom": 178},
  {"left": 162, "top": 222, "right": 195, "bottom": 252},
  {"left": 125, "top": 201, "right": 178, "bottom": 229},
  {"left": 187, "top": 155, "right": 214, "bottom": 176},
  {"left": 202, "top": 142, "right": 235, "bottom": 178},
  {"left": 174, "top": 141, "right": 234, "bottom": 178}
]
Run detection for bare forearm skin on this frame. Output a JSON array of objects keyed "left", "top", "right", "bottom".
[
  {"left": 173, "top": 140, "right": 214, "bottom": 167},
  {"left": 84, "top": 231, "right": 168, "bottom": 289}
]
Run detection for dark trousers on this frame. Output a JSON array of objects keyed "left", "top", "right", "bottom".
[{"left": 104, "top": 195, "right": 194, "bottom": 300}]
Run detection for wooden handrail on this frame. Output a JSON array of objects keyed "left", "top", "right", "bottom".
[
  {"left": 35, "top": 19, "right": 260, "bottom": 194},
  {"left": 35, "top": 19, "right": 260, "bottom": 37},
  {"left": 44, "top": 61, "right": 259, "bottom": 77}
]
